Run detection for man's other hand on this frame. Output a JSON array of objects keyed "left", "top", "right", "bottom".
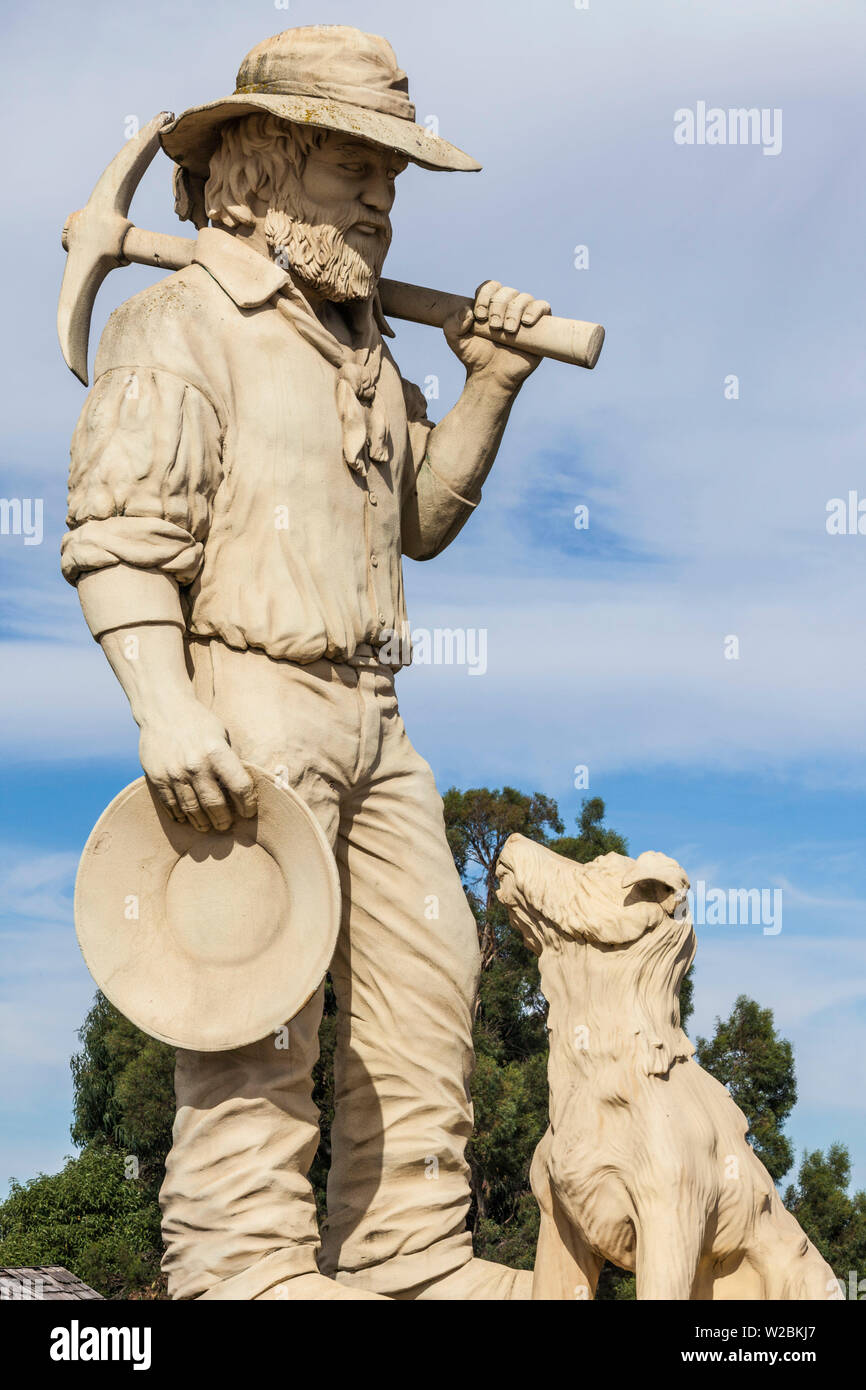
[
  {"left": 443, "top": 281, "right": 551, "bottom": 388},
  {"left": 138, "top": 700, "right": 258, "bottom": 833}
]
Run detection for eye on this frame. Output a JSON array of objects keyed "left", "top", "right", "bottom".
[{"left": 340, "top": 162, "right": 366, "bottom": 175}]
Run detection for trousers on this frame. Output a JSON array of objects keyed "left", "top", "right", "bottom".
[{"left": 159, "top": 639, "right": 489, "bottom": 1299}]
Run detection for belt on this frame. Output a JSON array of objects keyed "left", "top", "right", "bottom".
[{"left": 344, "top": 642, "right": 395, "bottom": 670}]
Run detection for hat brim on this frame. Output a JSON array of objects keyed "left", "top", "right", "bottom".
[
  {"left": 160, "top": 92, "right": 481, "bottom": 179},
  {"left": 74, "top": 766, "right": 341, "bottom": 1051}
]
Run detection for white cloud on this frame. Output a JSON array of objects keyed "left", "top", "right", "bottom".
[
  {"left": 397, "top": 575, "right": 866, "bottom": 790},
  {"left": 688, "top": 932, "right": 866, "bottom": 1190},
  {"left": 0, "top": 850, "right": 79, "bottom": 921},
  {"left": 0, "top": 849, "right": 96, "bottom": 1188},
  {"left": 0, "top": 641, "right": 133, "bottom": 762}
]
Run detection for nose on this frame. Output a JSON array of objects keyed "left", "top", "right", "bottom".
[
  {"left": 496, "top": 833, "right": 523, "bottom": 876},
  {"left": 500, "top": 832, "right": 525, "bottom": 860},
  {"left": 360, "top": 169, "right": 395, "bottom": 214}
]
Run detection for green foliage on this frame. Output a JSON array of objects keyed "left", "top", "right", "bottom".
[
  {"left": 0, "top": 992, "right": 175, "bottom": 1297},
  {"left": 548, "top": 795, "right": 628, "bottom": 863},
  {"left": 783, "top": 1145, "right": 866, "bottom": 1286},
  {"left": 595, "top": 1264, "right": 637, "bottom": 1299},
  {"left": 469, "top": 1048, "right": 547, "bottom": 1269},
  {"left": 443, "top": 785, "right": 564, "bottom": 884},
  {"left": 0, "top": 1144, "right": 163, "bottom": 1298},
  {"left": 71, "top": 991, "right": 175, "bottom": 1177},
  {"left": 696, "top": 995, "right": 797, "bottom": 1181},
  {"left": 443, "top": 785, "right": 563, "bottom": 982},
  {"left": 679, "top": 966, "right": 695, "bottom": 1030}
]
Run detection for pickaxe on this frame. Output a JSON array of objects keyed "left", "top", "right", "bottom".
[{"left": 58, "top": 112, "right": 605, "bottom": 387}]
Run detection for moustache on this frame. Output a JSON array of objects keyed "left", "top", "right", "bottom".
[{"left": 346, "top": 214, "right": 391, "bottom": 241}]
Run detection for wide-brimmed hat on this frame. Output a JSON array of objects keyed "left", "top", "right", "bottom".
[
  {"left": 73, "top": 766, "right": 340, "bottom": 1052},
  {"left": 160, "top": 25, "right": 481, "bottom": 179}
]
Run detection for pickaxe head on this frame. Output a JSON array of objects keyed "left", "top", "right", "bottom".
[{"left": 58, "top": 112, "right": 175, "bottom": 385}]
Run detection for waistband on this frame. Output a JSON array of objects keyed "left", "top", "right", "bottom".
[
  {"left": 344, "top": 643, "right": 396, "bottom": 670},
  {"left": 187, "top": 632, "right": 400, "bottom": 672}
]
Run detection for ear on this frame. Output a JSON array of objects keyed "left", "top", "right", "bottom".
[
  {"left": 560, "top": 854, "right": 658, "bottom": 946},
  {"left": 621, "top": 851, "right": 690, "bottom": 917},
  {"left": 172, "top": 165, "right": 208, "bottom": 229}
]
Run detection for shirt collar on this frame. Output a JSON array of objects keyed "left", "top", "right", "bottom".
[
  {"left": 193, "top": 226, "right": 289, "bottom": 308},
  {"left": 192, "top": 225, "right": 395, "bottom": 336}
]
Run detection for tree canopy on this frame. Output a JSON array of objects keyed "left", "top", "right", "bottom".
[
  {"left": 783, "top": 1144, "right": 866, "bottom": 1287},
  {"left": 696, "top": 995, "right": 797, "bottom": 1182}
]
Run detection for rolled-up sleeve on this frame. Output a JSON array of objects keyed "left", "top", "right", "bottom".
[
  {"left": 399, "top": 376, "right": 479, "bottom": 562},
  {"left": 61, "top": 366, "right": 223, "bottom": 587}
]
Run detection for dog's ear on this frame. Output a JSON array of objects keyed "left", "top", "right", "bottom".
[
  {"left": 561, "top": 853, "right": 661, "bottom": 946},
  {"left": 621, "top": 851, "right": 690, "bottom": 917}
]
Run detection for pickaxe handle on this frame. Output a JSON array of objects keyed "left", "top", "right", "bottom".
[
  {"left": 379, "top": 279, "right": 604, "bottom": 370},
  {"left": 58, "top": 111, "right": 605, "bottom": 383},
  {"left": 113, "top": 227, "right": 606, "bottom": 370}
]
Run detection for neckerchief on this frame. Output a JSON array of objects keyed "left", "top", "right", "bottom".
[{"left": 274, "top": 285, "right": 391, "bottom": 475}]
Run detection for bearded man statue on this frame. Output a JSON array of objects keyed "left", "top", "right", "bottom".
[{"left": 61, "top": 26, "right": 551, "bottom": 1301}]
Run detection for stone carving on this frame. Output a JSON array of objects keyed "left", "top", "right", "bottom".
[
  {"left": 56, "top": 20, "right": 824, "bottom": 1306},
  {"left": 73, "top": 767, "right": 342, "bottom": 1052},
  {"left": 495, "top": 836, "right": 837, "bottom": 1300},
  {"left": 58, "top": 24, "right": 604, "bottom": 1302}
]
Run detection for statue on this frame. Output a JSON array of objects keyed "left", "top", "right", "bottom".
[
  {"left": 57, "top": 25, "right": 605, "bottom": 1302},
  {"left": 495, "top": 836, "right": 837, "bottom": 1299},
  {"left": 62, "top": 22, "right": 830, "bottom": 1307}
]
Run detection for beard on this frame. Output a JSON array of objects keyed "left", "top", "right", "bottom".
[{"left": 264, "top": 185, "right": 391, "bottom": 303}]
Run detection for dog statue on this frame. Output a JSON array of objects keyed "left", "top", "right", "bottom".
[{"left": 495, "top": 835, "right": 837, "bottom": 1300}]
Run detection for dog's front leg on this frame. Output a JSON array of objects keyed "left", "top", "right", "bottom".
[
  {"left": 634, "top": 1198, "right": 704, "bottom": 1300},
  {"left": 531, "top": 1138, "right": 602, "bottom": 1300}
]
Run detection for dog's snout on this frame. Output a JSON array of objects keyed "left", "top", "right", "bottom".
[{"left": 496, "top": 833, "right": 526, "bottom": 881}]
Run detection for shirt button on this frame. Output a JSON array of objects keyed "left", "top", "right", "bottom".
[
  {"left": 368, "top": 492, "right": 378, "bottom": 506},
  {"left": 379, "top": 612, "right": 386, "bottom": 624},
  {"left": 370, "top": 554, "right": 378, "bottom": 567}
]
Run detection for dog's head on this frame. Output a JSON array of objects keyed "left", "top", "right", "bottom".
[
  {"left": 495, "top": 835, "right": 690, "bottom": 955},
  {"left": 496, "top": 837, "right": 695, "bottom": 1076}
]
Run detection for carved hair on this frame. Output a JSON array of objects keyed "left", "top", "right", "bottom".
[
  {"left": 498, "top": 844, "right": 684, "bottom": 950},
  {"left": 497, "top": 838, "right": 695, "bottom": 1077},
  {"left": 203, "top": 114, "right": 327, "bottom": 229}
]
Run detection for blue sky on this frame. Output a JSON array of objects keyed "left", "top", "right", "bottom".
[{"left": 1, "top": 0, "right": 864, "bottom": 1199}]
